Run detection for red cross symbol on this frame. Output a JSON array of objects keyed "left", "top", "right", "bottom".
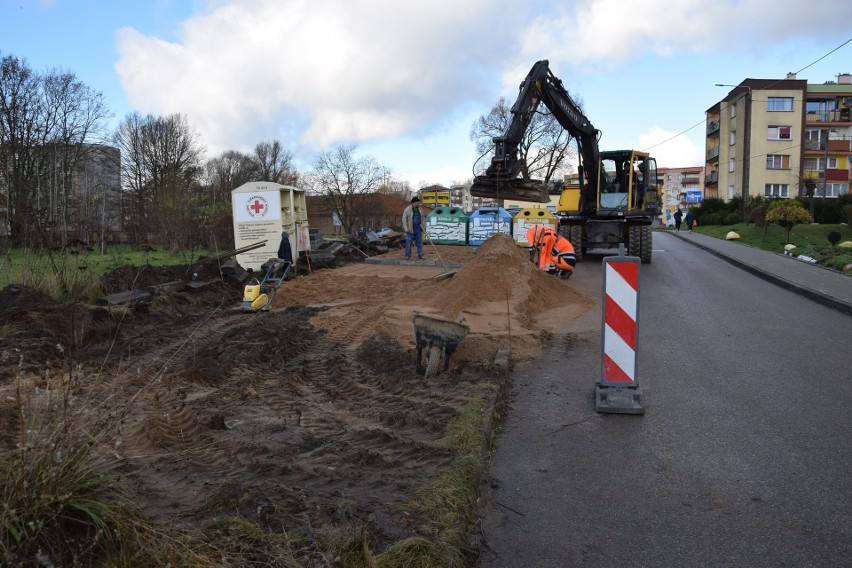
[{"left": 250, "top": 200, "right": 265, "bottom": 214}]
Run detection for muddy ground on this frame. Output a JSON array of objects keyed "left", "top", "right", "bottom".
[{"left": 0, "top": 233, "right": 596, "bottom": 558}]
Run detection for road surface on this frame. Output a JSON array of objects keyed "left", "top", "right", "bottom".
[{"left": 478, "top": 231, "right": 852, "bottom": 567}]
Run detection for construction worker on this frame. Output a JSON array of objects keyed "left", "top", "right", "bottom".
[
  {"left": 549, "top": 230, "right": 576, "bottom": 279},
  {"left": 526, "top": 225, "right": 550, "bottom": 269},
  {"left": 527, "top": 226, "right": 576, "bottom": 279}
]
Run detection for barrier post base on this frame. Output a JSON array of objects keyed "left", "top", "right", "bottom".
[{"left": 595, "top": 383, "right": 645, "bottom": 415}]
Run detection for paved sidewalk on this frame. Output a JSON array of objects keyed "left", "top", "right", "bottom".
[{"left": 664, "top": 230, "right": 852, "bottom": 315}]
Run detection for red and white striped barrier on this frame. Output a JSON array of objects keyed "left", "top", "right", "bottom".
[{"left": 596, "top": 256, "right": 645, "bottom": 414}]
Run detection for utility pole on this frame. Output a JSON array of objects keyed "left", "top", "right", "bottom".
[{"left": 823, "top": 127, "right": 829, "bottom": 198}]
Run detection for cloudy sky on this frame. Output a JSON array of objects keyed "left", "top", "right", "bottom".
[{"left": 2, "top": 0, "right": 851, "bottom": 188}]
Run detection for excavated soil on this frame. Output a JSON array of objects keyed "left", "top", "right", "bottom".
[{"left": 0, "top": 233, "right": 595, "bottom": 553}]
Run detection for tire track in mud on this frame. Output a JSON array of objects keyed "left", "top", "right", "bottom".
[{"left": 94, "top": 302, "right": 488, "bottom": 547}]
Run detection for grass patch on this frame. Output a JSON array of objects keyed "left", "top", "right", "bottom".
[
  {"left": 0, "top": 370, "right": 135, "bottom": 566},
  {"left": 0, "top": 245, "right": 227, "bottom": 301},
  {"left": 672, "top": 223, "right": 852, "bottom": 271}
]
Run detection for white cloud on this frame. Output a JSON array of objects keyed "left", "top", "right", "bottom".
[
  {"left": 116, "top": 0, "right": 497, "bottom": 157},
  {"left": 637, "top": 127, "right": 703, "bottom": 168},
  {"left": 515, "top": 0, "right": 852, "bottom": 72},
  {"left": 113, "top": 0, "right": 852, "bottom": 174}
]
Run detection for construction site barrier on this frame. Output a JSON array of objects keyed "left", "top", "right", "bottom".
[{"left": 595, "top": 256, "right": 645, "bottom": 414}]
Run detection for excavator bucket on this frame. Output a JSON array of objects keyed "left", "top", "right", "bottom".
[{"left": 469, "top": 176, "right": 550, "bottom": 203}]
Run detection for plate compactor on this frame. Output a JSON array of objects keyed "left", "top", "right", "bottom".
[{"left": 241, "top": 258, "right": 292, "bottom": 312}]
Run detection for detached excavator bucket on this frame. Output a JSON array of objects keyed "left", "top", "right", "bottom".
[{"left": 469, "top": 176, "right": 550, "bottom": 203}]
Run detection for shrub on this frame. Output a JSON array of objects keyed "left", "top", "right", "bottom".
[
  {"left": 827, "top": 231, "right": 842, "bottom": 246},
  {"left": 746, "top": 196, "right": 769, "bottom": 223},
  {"left": 723, "top": 213, "right": 743, "bottom": 225},
  {"left": 696, "top": 198, "right": 727, "bottom": 222},
  {"left": 766, "top": 201, "right": 813, "bottom": 243},
  {"left": 843, "top": 203, "right": 852, "bottom": 225},
  {"left": 701, "top": 212, "right": 723, "bottom": 225}
]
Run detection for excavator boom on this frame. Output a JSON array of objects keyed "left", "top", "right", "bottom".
[{"left": 471, "top": 60, "right": 600, "bottom": 205}]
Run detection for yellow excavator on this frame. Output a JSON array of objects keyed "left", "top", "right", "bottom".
[{"left": 471, "top": 60, "right": 660, "bottom": 263}]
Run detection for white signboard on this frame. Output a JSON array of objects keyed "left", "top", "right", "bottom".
[{"left": 232, "top": 188, "right": 282, "bottom": 271}]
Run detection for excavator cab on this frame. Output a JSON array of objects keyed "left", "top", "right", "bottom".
[{"left": 597, "top": 151, "right": 658, "bottom": 213}]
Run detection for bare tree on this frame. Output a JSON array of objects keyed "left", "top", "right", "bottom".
[
  {"left": 114, "top": 112, "right": 148, "bottom": 241},
  {"left": 470, "top": 95, "right": 578, "bottom": 184},
  {"left": 309, "top": 145, "right": 390, "bottom": 235},
  {"left": 203, "top": 150, "right": 259, "bottom": 204},
  {"left": 0, "top": 53, "right": 112, "bottom": 246},
  {"left": 114, "top": 112, "right": 205, "bottom": 248},
  {"left": 0, "top": 54, "right": 44, "bottom": 245},
  {"left": 254, "top": 140, "right": 299, "bottom": 186},
  {"left": 38, "top": 67, "right": 110, "bottom": 246}
]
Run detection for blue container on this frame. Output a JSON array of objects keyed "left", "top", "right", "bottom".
[
  {"left": 427, "top": 207, "right": 468, "bottom": 245},
  {"left": 468, "top": 207, "right": 513, "bottom": 246}
]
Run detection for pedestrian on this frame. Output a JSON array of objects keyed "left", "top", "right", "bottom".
[
  {"left": 277, "top": 231, "right": 293, "bottom": 263},
  {"left": 673, "top": 208, "right": 683, "bottom": 232},
  {"left": 685, "top": 209, "right": 696, "bottom": 233},
  {"left": 402, "top": 196, "right": 426, "bottom": 260}
]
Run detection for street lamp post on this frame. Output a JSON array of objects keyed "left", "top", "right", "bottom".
[{"left": 716, "top": 83, "right": 752, "bottom": 223}]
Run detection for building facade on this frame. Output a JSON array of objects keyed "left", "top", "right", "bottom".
[
  {"left": 658, "top": 166, "right": 704, "bottom": 224},
  {"left": 705, "top": 73, "right": 852, "bottom": 205}
]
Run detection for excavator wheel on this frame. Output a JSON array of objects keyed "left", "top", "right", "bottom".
[
  {"left": 567, "top": 224, "right": 584, "bottom": 262},
  {"left": 640, "top": 225, "right": 653, "bottom": 263},
  {"left": 628, "top": 225, "right": 642, "bottom": 258}
]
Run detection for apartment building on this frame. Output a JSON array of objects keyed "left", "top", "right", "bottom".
[
  {"left": 449, "top": 182, "right": 497, "bottom": 212},
  {"left": 705, "top": 73, "right": 852, "bottom": 204},
  {"left": 658, "top": 166, "right": 704, "bottom": 224}
]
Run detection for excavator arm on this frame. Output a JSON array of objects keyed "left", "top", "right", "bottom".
[{"left": 471, "top": 60, "right": 601, "bottom": 206}]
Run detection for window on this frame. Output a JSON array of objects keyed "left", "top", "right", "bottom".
[
  {"left": 767, "top": 125, "right": 791, "bottom": 140},
  {"left": 730, "top": 102, "right": 737, "bottom": 118},
  {"left": 729, "top": 157, "right": 735, "bottom": 172},
  {"left": 766, "top": 155, "right": 789, "bottom": 169},
  {"left": 823, "top": 183, "right": 848, "bottom": 197},
  {"left": 803, "top": 157, "right": 838, "bottom": 171},
  {"left": 730, "top": 131, "right": 736, "bottom": 146},
  {"left": 765, "top": 184, "right": 789, "bottom": 198},
  {"left": 767, "top": 97, "right": 793, "bottom": 111}
]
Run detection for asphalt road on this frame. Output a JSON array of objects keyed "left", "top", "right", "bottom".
[{"left": 478, "top": 231, "right": 852, "bottom": 568}]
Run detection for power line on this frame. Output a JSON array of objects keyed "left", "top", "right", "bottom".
[{"left": 641, "top": 37, "right": 852, "bottom": 157}]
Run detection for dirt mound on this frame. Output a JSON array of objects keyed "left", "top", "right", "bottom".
[
  {"left": 0, "top": 285, "right": 115, "bottom": 372},
  {"left": 99, "top": 260, "right": 232, "bottom": 294},
  {"left": 426, "top": 233, "right": 584, "bottom": 327}
]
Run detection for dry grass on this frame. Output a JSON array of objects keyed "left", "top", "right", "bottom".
[{"left": 0, "top": 368, "right": 503, "bottom": 567}]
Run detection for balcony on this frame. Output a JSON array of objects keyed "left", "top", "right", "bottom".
[
  {"left": 706, "top": 146, "right": 720, "bottom": 162},
  {"left": 828, "top": 168, "right": 850, "bottom": 181},
  {"left": 705, "top": 171, "right": 718, "bottom": 185},
  {"left": 707, "top": 121, "right": 720, "bottom": 136},
  {"left": 803, "top": 138, "right": 852, "bottom": 153},
  {"left": 803, "top": 168, "right": 850, "bottom": 182},
  {"left": 805, "top": 108, "right": 851, "bottom": 123}
]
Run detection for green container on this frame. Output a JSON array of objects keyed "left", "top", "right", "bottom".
[{"left": 427, "top": 207, "right": 468, "bottom": 245}]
